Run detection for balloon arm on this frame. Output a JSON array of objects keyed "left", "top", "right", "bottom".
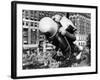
[{"left": 65, "top": 31, "right": 76, "bottom": 40}]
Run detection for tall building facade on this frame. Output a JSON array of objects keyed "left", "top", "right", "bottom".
[{"left": 69, "top": 13, "right": 91, "bottom": 47}]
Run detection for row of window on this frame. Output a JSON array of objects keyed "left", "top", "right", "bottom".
[
  {"left": 78, "top": 42, "right": 86, "bottom": 46},
  {"left": 22, "top": 21, "right": 39, "bottom": 27},
  {"left": 22, "top": 10, "right": 67, "bottom": 21}
]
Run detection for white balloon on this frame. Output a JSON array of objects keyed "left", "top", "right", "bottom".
[
  {"left": 60, "top": 16, "right": 76, "bottom": 30},
  {"left": 39, "top": 17, "right": 58, "bottom": 34}
]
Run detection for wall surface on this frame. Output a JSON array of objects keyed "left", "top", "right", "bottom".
[{"left": 0, "top": 0, "right": 99, "bottom": 80}]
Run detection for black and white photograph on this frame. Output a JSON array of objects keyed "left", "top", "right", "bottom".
[
  {"left": 22, "top": 10, "right": 91, "bottom": 69},
  {"left": 11, "top": 1, "right": 97, "bottom": 79}
]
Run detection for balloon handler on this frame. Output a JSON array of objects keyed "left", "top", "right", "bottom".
[{"left": 39, "top": 15, "right": 81, "bottom": 67}]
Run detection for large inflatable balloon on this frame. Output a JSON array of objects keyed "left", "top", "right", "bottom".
[{"left": 39, "top": 17, "right": 71, "bottom": 61}]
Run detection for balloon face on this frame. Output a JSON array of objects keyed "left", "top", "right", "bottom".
[{"left": 39, "top": 17, "right": 58, "bottom": 37}]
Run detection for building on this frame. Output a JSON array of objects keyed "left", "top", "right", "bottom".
[{"left": 69, "top": 13, "right": 91, "bottom": 47}]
